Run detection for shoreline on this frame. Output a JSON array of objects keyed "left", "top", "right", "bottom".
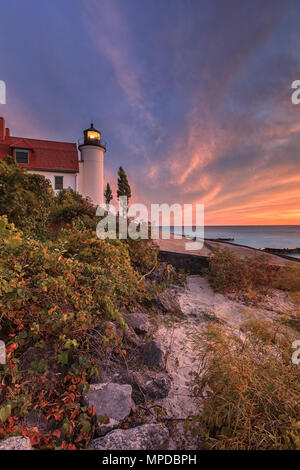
[
  {"left": 157, "top": 232, "right": 300, "bottom": 266},
  {"left": 158, "top": 228, "right": 300, "bottom": 263},
  {"left": 159, "top": 226, "right": 300, "bottom": 253}
]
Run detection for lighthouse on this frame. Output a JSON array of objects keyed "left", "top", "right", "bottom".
[{"left": 78, "top": 123, "right": 106, "bottom": 205}]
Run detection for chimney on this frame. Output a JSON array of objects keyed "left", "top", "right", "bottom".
[
  {"left": 5, "top": 127, "right": 10, "bottom": 138},
  {"left": 0, "top": 117, "right": 4, "bottom": 141}
]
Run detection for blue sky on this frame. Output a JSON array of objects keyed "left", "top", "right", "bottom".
[{"left": 1, "top": 0, "right": 300, "bottom": 224}]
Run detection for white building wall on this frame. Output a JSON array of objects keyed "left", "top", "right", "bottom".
[
  {"left": 77, "top": 160, "right": 84, "bottom": 195},
  {"left": 28, "top": 170, "right": 77, "bottom": 194}
]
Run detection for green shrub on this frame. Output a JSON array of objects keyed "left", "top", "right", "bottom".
[
  {"left": 0, "top": 161, "right": 164, "bottom": 449},
  {"left": 0, "top": 156, "right": 54, "bottom": 238},
  {"left": 126, "top": 238, "right": 159, "bottom": 275},
  {"left": 0, "top": 216, "right": 148, "bottom": 448},
  {"left": 50, "top": 189, "right": 96, "bottom": 228}
]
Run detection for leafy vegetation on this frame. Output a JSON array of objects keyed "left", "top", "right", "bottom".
[
  {"left": 50, "top": 188, "right": 96, "bottom": 229},
  {"left": 0, "top": 159, "right": 160, "bottom": 449},
  {"left": 0, "top": 156, "right": 54, "bottom": 238}
]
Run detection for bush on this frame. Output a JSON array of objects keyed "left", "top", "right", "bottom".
[
  {"left": 126, "top": 238, "right": 159, "bottom": 275},
  {"left": 54, "top": 224, "right": 147, "bottom": 308},
  {"left": 50, "top": 189, "right": 96, "bottom": 228},
  {"left": 0, "top": 216, "right": 148, "bottom": 448},
  {"left": 0, "top": 156, "right": 54, "bottom": 238},
  {"left": 0, "top": 162, "right": 165, "bottom": 449},
  {"left": 207, "top": 248, "right": 278, "bottom": 300}
]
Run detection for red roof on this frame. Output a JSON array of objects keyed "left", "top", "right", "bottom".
[{"left": 0, "top": 135, "right": 79, "bottom": 173}]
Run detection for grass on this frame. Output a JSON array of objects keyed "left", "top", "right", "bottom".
[
  {"left": 272, "top": 263, "right": 300, "bottom": 293},
  {"left": 206, "top": 248, "right": 278, "bottom": 303},
  {"left": 189, "top": 320, "right": 300, "bottom": 450},
  {"left": 188, "top": 249, "right": 300, "bottom": 450}
]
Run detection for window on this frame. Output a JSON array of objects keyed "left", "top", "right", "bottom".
[
  {"left": 15, "top": 149, "right": 29, "bottom": 164},
  {"left": 55, "top": 176, "right": 64, "bottom": 190}
]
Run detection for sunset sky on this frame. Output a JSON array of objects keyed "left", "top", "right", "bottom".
[{"left": 0, "top": 0, "right": 299, "bottom": 225}]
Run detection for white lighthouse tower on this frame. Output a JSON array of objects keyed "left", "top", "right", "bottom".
[{"left": 78, "top": 123, "right": 106, "bottom": 205}]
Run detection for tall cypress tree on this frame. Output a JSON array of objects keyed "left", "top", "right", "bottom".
[
  {"left": 117, "top": 167, "right": 131, "bottom": 203},
  {"left": 104, "top": 182, "right": 113, "bottom": 204}
]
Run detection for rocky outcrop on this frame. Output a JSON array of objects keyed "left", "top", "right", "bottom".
[
  {"left": 157, "top": 288, "right": 183, "bottom": 314},
  {"left": 84, "top": 382, "right": 132, "bottom": 435},
  {"left": 89, "top": 424, "right": 169, "bottom": 450},
  {"left": 123, "top": 312, "right": 151, "bottom": 335},
  {"left": 142, "top": 340, "right": 166, "bottom": 369},
  {"left": 124, "top": 325, "right": 142, "bottom": 346},
  {"left": 111, "top": 370, "right": 171, "bottom": 404},
  {"left": 0, "top": 436, "right": 32, "bottom": 450}
]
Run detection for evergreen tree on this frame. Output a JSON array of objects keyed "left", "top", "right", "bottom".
[
  {"left": 117, "top": 167, "right": 131, "bottom": 203},
  {"left": 104, "top": 182, "right": 113, "bottom": 204}
]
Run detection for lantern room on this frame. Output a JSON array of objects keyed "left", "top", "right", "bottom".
[{"left": 83, "top": 123, "right": 101, "bottom": 146}]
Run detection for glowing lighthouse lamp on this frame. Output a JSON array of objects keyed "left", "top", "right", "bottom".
[{"left": 78, "top": 123, "right": 106, "bottom": 206}]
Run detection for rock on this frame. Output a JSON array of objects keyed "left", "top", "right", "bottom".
[
  {"left": 123, "top": 312, "right": 150, "bottom": 335},
  {"left": 200, "top": 310, "right": 224, "bottom": 323},
  {"left": 89, "top": 424, "right": 169, "bottom": 450},
  {"left": 142, "top": 340, "right": 166, "bottom": 369},
  {"left": 143, "top": 374, "right": 171, "bottom": 400},
  {"left": 111, "top": 370, "right": 171, "bottom": 404},
  {"left": 124, "top": 326, "right": 142, "bottom": 346},
  {"left": 186, "top": 307, "right": 223, "bottom": 323},
  {"left": 84, "top": 382, "right": 132, "bottom": 435},
  {"left": 149, "top": 263, "right": 168, "bottom": 283},
  {"left": 157, "top": 288, "right": 183, "bottom": 314},
  {"left": 149, "top": 263, "right": 182, "bottom": 285},
  {"left": 0, "top": 436, "right": 32, "bottom": 450}
]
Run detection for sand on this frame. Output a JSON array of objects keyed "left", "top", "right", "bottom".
[
  {"left": 153, "top": 275, "right": 297, "bottom": 449},
  {"left": 157, "top": 234, "right": 295, "bottom": 266}
]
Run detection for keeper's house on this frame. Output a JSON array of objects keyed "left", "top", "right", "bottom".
[{"left": 0, "top": 117, "right": 106, "bottom": 205}]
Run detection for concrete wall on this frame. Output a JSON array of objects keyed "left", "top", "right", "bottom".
[{"left": 159, "top": 250, "right": 209, "bottom": 274}]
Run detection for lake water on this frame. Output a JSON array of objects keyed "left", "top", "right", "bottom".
[{"left": 164, "top": 225, "right": 300, "bottom": 258}]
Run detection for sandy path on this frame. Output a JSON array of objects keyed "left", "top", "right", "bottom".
[{"left": 152, "top": 275, "right": 296, "bottom": 449}]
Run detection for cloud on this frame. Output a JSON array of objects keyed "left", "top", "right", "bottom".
[
  {"left": 1, "top": 0, "right": 299, "bottom": 224},
  {"left": 83, "top": 1, "right": 158, "bottom": 136}
]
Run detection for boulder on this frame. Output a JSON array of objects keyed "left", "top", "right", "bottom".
[
  {"left": 157, "top": 288, "right": 183, "bottom": 314},
  {"left": 124, "top": 326, "right": 142, "bottom": 346},
  {"left": 84, "top": 382, "right": 132, "bottom": 435},
  {"left": 102, "top": 321, "right": 142, "bottom": 347},
  {"left": 111, "top": 370, "right": 171, "bottom": 404},
  {"left": 143, "top": 374, "right": 171, "bottom": 400},
  {"left": 142, "top": 340, "right": 166, "bottom": 369},
  {"left": 0, "top": 436, "right": 32, "bottom": 450},
  {"left": 123, "top": 312, "right": 151, "bottom": 335},
  {"left": 89, "top": 424, "right": 169, "bottom": 450}
]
